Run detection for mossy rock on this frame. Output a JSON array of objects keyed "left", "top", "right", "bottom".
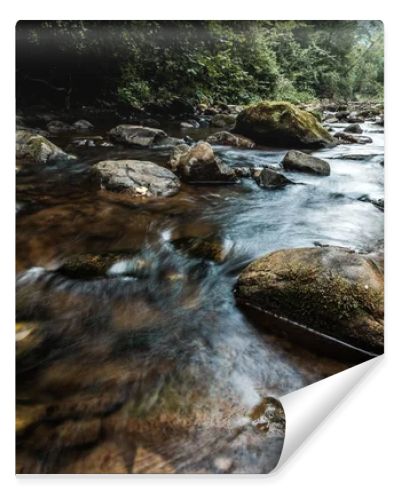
[
  {"left": 16, "top": 130, "right": 76, "bottom": 165},
  {"left": 57, "top": 252, "right": 148, "bottom": 279},
  {"left": 235, "top": 246, "right": 384, "bottom": 353},
  {"left": 234, "top": 101, "right": 335, "bottom": 148}
]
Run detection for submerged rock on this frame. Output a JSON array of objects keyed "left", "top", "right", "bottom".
[
  {"left": 172, "top": 236, "right": 231, "bottom": 263},
  {"left": 235, "top": 246, "right": 384, "bottom": 353},
  {"left": 206, "top": 131, "right": 255, "bottom": 149},
  {"left": 109, "top": 125, "right": 168, "bottom": 147},
  {"left": 73, "top": 119, "right": 94, "bottom": 130},
  {"left": 234, "top": 101, "right": 335, "bottom": 148},
  {"left": 257, "top": 167, "right": 294, "bottom": 188},
  {"left": 334, "top": 131, "right": 373, "bottom": 144},
  {"left": 91, "top": 159, "right": 181, "bottom": 197},
  {"left": 358, "top": 194, "right": 384, "bottom": 211},
  {"left": 47, "top": 120, "right": 74, "bottom": 134},
  {"left": 282, "top": 150, "right": 330, "bottom": 176},
  {"left": 16, "top": 130, "right": 76, "bottom": 165},
  {"left": 167, "top": 142, "right": 237, "bottom": 183}
]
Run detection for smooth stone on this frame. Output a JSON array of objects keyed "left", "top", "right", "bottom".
[
  {"left": 282, "top": 150, "right": 330, "bottom": 176},
  {"left": 257, "top": 167, "right": 294, "bottom": 188}
]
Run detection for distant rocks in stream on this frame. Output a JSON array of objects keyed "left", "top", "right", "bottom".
[
  {"left": 211, "top": 113, "right": 237, "bottom": 129},
  {"left": 256, "top": 167, "right": 294, "bottom": 189},
  {"left": 206, "top": 131, "right": 255, "bottom": 149},
  {"left": 109, "top": 125, "right": 168, "bottom": 147},
  {"left": 167, "top": 142, "right": 237, "bottom": 183},
  {"left": 235, "top": 246, "right": 384, "bottom": 354},
  {"left": 343, "top": 123, "right": 363, "bottom": 134},
  {"left": 16, "top": 129, "right": 76, "bottom": 165},
  {"left": 282, "top": 150, "right": 330, "bottom": 176},
  {"left": 334, "top": 131, "right": 373, "bottom": 145},
  {"left": 234, "top": 101, "right": 335, "bottom": 148},
  {"left": 91, "top": 159, "right": 181, "bottom": 197},
  {"left": 358, "top": 194, "right": 384, "bottom": 211}
]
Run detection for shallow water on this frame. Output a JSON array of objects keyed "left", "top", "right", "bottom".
[{"left": 16, "top": 119, "right": 384, "bottom": 473}]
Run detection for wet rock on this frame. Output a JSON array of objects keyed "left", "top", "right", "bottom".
[
  {"left": 167, "top": 142, "right": 237, "bottom": 183},
  {"left": 206, "top": 131, "right": 255, "bottom": 149},
  {"left": 91, "top": 159, "right": 181, "bottom": 197},
  {"left": 334, "top": 111, "right": 349, "bottom": 121},
  {"left": 233, "top": 165, "right": 252, "bottom": 178},
  {"left": 257, "top": 167, "right": 294, "bottom": 188},
  {"left": 73, "top": 119, "right": 94, "bottom": 130},
  {"left": 172, "top": 236, "right": 231, "bottom": 263},
  {"left": 16, "top": 130, "right": 76, "bottom": 165},
  {"left": 343, "top": 123, "right": 363, "bottom": 134},
  {"left": 57, "top": 252, "right": 149, "bottom": 279},
  {"left": 234, "top": 101, "right": 335, "bottom": 148},
  {"left": 376, "top": 115, "right": 384, "bottom": 126},
  {"left": 250, "top": 166, "right": 263, "bottom": 180},
  {"left": 46, "top": 120, "right": 74, "bottom": 133},
  {"left": 109, "top": 124, "right": 168, "bottom": 147},
  {"left": 282, "top": 150, "right": 330, "bottom": 176},
  {"left": 211, "top": 114, "right": 237, "bottom": 129},
  {"left": 358, "top": 194, "right": 384, "bottom": 211},
  {"left": 235, "top": 246, "right": 384, "bottom": 353},
  {"left": 337, "top": 153, "right": 376, "bottom": 161},
  {"left": 334, "top": 132, "right": 373, "bottom": 145},
  {"left": 180, "top": 119, "right": 199, "bottom": 129},
  {"left": 347, "top": 111, "right": 364, "bottom": 123}
]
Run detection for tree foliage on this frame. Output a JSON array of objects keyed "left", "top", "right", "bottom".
[{"left": 16, "top": 20, "right": 384, "bottom": 109}]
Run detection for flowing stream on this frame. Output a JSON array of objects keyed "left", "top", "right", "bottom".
[{"left": 16, "top": 119, "right": 384, "bottom": 473}]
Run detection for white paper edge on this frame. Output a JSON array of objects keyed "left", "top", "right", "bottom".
[{"left": 276, "top": 355, "right": 383, "bottom": 470}]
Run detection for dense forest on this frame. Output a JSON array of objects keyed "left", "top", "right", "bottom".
[{"left": 16, "top": 20, "right": 383, "bottom": 110}]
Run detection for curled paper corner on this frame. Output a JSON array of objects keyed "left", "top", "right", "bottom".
[{"left": 275, "top": 356, "right": 383, "bottom": 471}]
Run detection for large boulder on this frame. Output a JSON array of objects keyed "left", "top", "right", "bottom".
[
  {"left": 206, "top": 131, "right": 255, "bottom": 149},
  {"left": 282, "top": 150, "right": 330, "bottom": 176},
  {"left": 16, "top": 130, "right": 76, "bottom": 165},
  {"left": 234, "top": 101, "right": 335, "bottom": 148},
  {"left": 167, "top": 142, "right": 237, "bottom": 183},
  {"left": 91, "top": 159, "right": 180, "bottom": 197},
  {"left": 257, "top": 167, "right": 294, "bottom": 189},
  {"left": 211, "top": 114, "right": 237, "bottom": 129},
  {"left": 235, "top": 246, "right": 384, "bottom": 354},
  {"left": 109, "top": 125, "right": 168, "bottom": 147}
]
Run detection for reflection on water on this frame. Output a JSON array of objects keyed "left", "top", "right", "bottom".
[{"left": 16, "top": 120, "right": 383, "bottom": 473}]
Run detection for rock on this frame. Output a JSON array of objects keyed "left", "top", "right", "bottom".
[
  {"left": 347, "top": 111, "right": 363, "bottom": 123},
  {"left": 250, "top": 166, "right": 263, "bottom": 180},
  {"left": 282, "top": 150, "right": 330, "bottom": 176},
  {"left": 257, "top": 167, "right": 293, "bottom": 188},
  {"left": 73, "top": 119, "right": 94, "bottom": 130},
  {"left": 334, "top": 111, "right": 349, "bottom": 121},
  {"left": 16, "top": 130, "right": 76, "bottom": 165},
  {"left": 57, "top": 252, "right": 150, "bottom": 279},
  {"left": 376, "top": 115, "right": 384, "bottom": 126},
  {"left": 211, "top": 114, "right": 237, "bottom": 129},
  {"left": 46, "top": 120, "right": 74, "bottom": 133},
  {"left": 234, "top": 101, "right": 335, "bottom": 148},
  {"left": 167, "top": 142, "right": 237, "bottom": 183},
  {"left": 334, "top": 132, "right": 373, "bottom": 145},
  {"left": 358, "top": 195, "right": 384, "bottom": 211},
  {"left": 233, "top": 166, "right": 252, "bottom": 178},
  {"left": 206, "top": 131, "right": 255, "bottom": 149},
  {"left": 343, "top": 123, "right": 363, "bottom": 134},
  {"left": 172, "top": 236, "right": 231, "bottom": 262},
  {"left": 16, "top": 321, "right": 44, "bottom": 362},
  {"left": 109, "top": 125, "right": 168, "bottom": 147},
  {"left": 180, "top": 119, "right": 199, "bottom": 129},
  {"left": 235, "top": 246, "right": 384, "bottom": 353},
  {"left": 91, "top": 159, "right": 180, "bottom": 197}
]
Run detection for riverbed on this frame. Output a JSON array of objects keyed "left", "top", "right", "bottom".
[{"left": 15, "top": 118, "right": 384, "bottom": 473}]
